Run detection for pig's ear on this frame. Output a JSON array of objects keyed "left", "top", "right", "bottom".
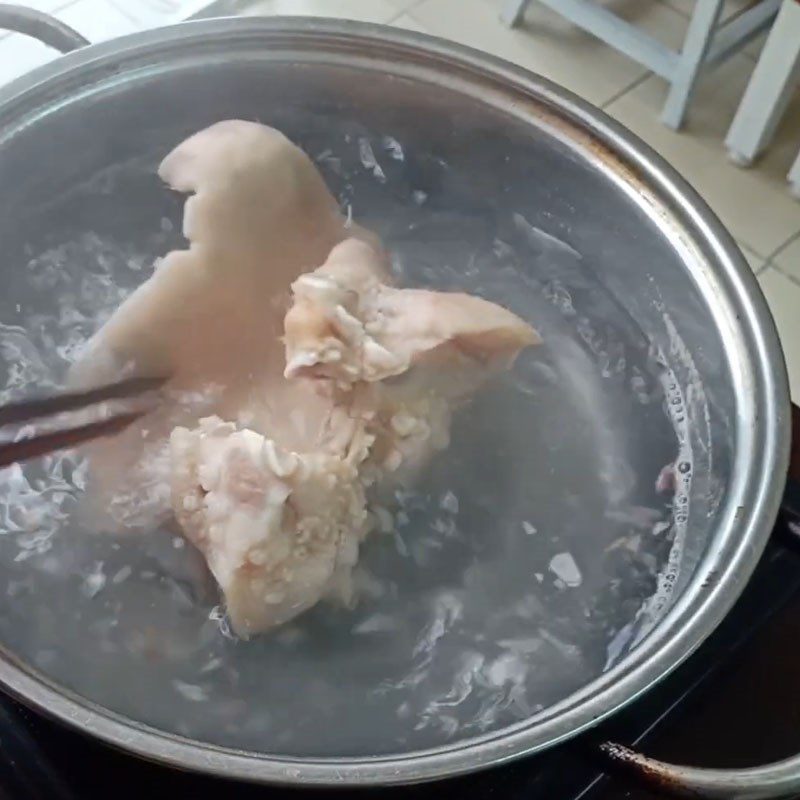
[
  {"left": 158, "top": 120, "right": 346, "bottom": 276},
  {"left": 158, "top": 120, "right": 274, "bottom": 190}
]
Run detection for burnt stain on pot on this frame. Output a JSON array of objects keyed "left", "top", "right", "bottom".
[
  {"left": 508, "top": 92, "right": 706, "bottom": 282},
  {"left": 599, "top": 742, "right": 704, "bottom": 798}
]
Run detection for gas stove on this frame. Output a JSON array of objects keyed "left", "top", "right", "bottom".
[{"left": 3, "top": 410, "right": 799, "bottom": 800}]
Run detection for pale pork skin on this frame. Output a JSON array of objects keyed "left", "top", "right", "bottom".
[{"left": 72, "top": 120, "right": 539, "bottom": 637}]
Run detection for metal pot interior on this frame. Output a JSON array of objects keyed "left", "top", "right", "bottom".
[{"left": 0, "top": 23, "right": 760, "bottom": 766}]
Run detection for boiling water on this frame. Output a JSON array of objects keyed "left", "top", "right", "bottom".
[{"left": 0, "top": 130, "right": 697, "bottom": 757}]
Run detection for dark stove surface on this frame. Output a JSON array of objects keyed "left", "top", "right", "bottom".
[{"left": 1, "top": 512, "right": 799, "bottom": 800}]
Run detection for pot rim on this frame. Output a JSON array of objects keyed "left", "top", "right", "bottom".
[{"left": 0, "top": 15, "right": 790, "bottom": 786}]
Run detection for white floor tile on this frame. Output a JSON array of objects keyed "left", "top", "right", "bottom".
[
  {"left": 0, "top": 28, "right": 56, "bottom": 85},
  {"left": 390, "top": 12, "right": 430, "bottom": 33},
  {"left": 408, "top": 0, "right": 687, "bottom": 107},
  {"left": 606, "top": 52, "right": 800, "bottom": 258},
  {"left": 59, "top": 0, "right": 139, "bottom": 42},
  {"left": 239, "top": 0, "right": 403, "bottom": 24},
  {"left": 108, "top": 0, "right": 245, "bottom": 26},
  {"left": 758, "top": 267, "right": 800, "bottom": 401},
  {"left": 1, "top": 0, "right": 75, "bottom": 14},
  {"left": 773, "top": 235, "right": 800, "bottom": 281},
  {"left": 386, "top": 0, "right": 425, "bottom": 11}
]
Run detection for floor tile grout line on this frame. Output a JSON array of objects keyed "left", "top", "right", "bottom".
[
  {"left": 766, "top": 229, "right": 800, "bottom": 264},
  {"left": 772, "top": 264, "right": 800, "bottom": 286},
  {"left": 107, "top": 0, "right": 157, "bottom": 26},
  {"left": 386, "top": 9, "right": 408, "bottom": 25},
  {"left": 600, "top": 71, "right": 651, "bottom": 110},
  {"left": 772, "top": 265, "right": 800, "bottom": 288},
  {"left": 736, "top": 240, "right": 766, "bottom": 260},
  {"left": 757, "top": 231, "right": 800, "bottom": 284},
  {"left": 385, "top": 8, "right": 418, "bottom": 26},
  {"left": 109, "top": 0, "right": 221, "bottom": 27},
  {"left": 736, "top": 238, "right": 771, "bottom": 262},
  {"left": 375, "top": 0, "right": 426, "bottom": 23}
]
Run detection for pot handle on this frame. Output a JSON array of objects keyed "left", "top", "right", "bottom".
[
  {"left": 600, "top": 743, "right": 800, "bottom": 800},
  {"left": 600, "top": 405, "right": 800, "bottom": 799},
  {"left": 0, "top": 4, "right": 88, "bottom": 53}
]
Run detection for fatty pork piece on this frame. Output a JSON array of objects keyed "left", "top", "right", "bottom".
[
  {"left": 284, "top": 238, "right": 541, "bottom": 485},
  {"left": 170, "top": 239, "right": 538, "bottom": 636},
  {"left": 170, "top": 417, "right": 370, "bottom": 638}
]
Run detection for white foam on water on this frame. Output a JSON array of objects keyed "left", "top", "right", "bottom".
[{"left": 627, "top": 312, "right": 703, "bottom": 650}]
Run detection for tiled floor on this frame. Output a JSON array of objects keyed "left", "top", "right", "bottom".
[{"left": 1, "top": 0, "right": 799, "bottom": 398}]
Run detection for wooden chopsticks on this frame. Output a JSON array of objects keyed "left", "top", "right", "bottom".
[{"left": 0, "top": 376, "right": 166, "bottom": 469}]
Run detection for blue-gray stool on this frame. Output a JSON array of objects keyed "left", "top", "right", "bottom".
[
  {"left": 725, "top": 0, "right": 800, "bottom": 199},
  {"left": 502, "top": 0, "right": 781, "bottom": 129}
]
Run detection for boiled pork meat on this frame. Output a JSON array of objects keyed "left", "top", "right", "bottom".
[{"left": 72, "top": 120, "right": 539, "bottom": 636}]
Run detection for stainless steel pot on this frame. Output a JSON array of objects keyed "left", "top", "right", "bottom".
[{"left": 0, "top": 5, "right": 792, "bottom": 796}]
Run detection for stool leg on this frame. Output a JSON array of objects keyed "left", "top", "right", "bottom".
[
  {"left": 725, "top": 0, "right": 800, "bottom": 166},
  {"left": 501, "top": 0, "right": 532, "bottom": 27},
  {"left": 661, "top": 0, "right": 725, "bottom": 130}
]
